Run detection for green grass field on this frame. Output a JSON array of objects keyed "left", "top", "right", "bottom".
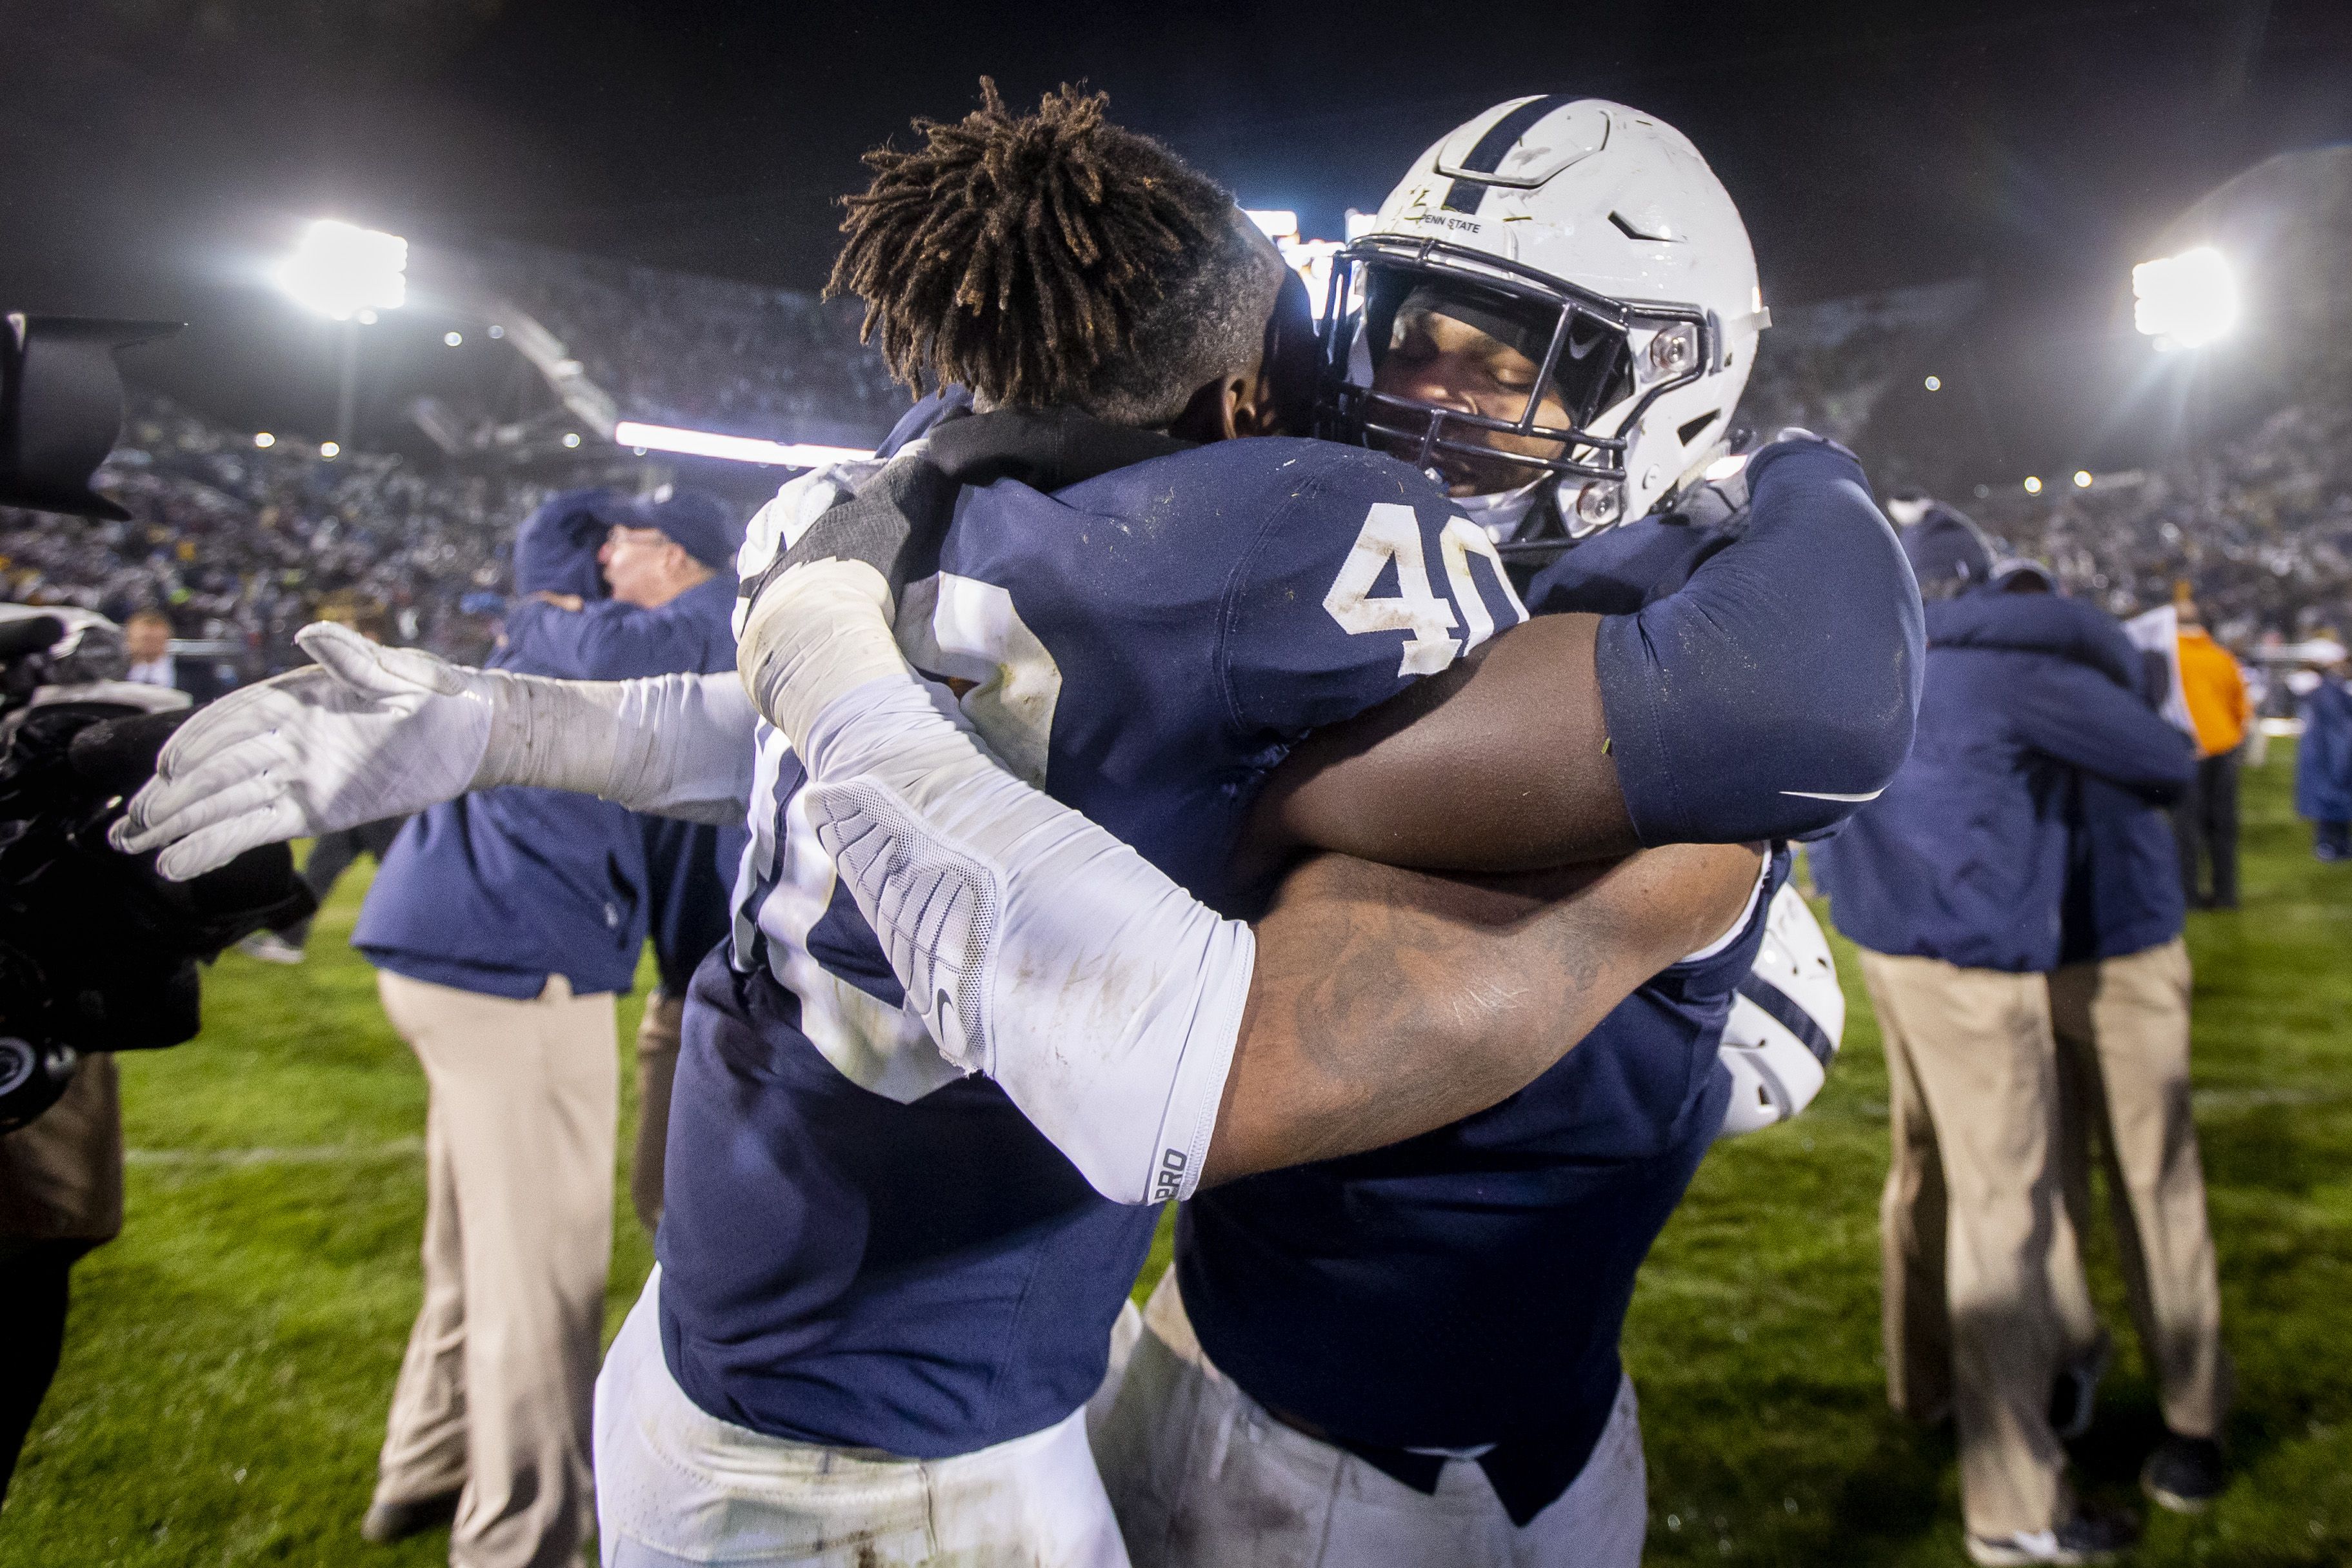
[{"left": 3, "top": 746, "right": 2347, "bottom": 1565}]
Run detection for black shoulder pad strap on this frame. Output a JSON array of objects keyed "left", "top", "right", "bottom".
[
  {"left": 758, "top": 408, "right": 1195, "bottom": 606},
  {"left": 923, "top": 406, "right": 1193, "bottom": 491}
]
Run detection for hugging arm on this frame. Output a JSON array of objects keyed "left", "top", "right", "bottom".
[
  {"left": 1254, "top": 437, "right": 1925, "bottom": 869},
  {"left": 2011, "top": 660, "right": 2197, "bottom": 802},
  {"left": 1203, "top": 841, "right": 1760, "bottom": 1184},
  {"left": 749, "top": 558, "right": 1759, "bottom": 1203}
]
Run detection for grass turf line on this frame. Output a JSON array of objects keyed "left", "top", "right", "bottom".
[{"left": 1, "top": 747, "right": 2347, "bottom": 1564}]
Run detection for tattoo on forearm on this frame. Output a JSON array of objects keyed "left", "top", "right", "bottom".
[{"left": 1208, "top": 844, "right": 1758, "bottom": 1184}]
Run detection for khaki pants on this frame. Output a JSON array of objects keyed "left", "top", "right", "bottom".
[
  {"left": 2048, "top": 938, "right": 2230, "bottom": 1439},
  {"left": 0, "top": 1052, "right": 122, "bottom": 1246},
  {"left": 1093, "top": 1273, "right": 1646, "bottom": 1568},
  {"left": 1863, "top": 951, "right": 2080, "bottom": 1538},
  {"left": 375, "top": 969, "right": 618, "bottom": 1568},
  {"left": 628, "top": 994, "right": 683, "bottom": 1236}
]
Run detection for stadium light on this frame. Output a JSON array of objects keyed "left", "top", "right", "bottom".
[
  {"left": 1244, "top": 209, "right": 1300, "bottom": 243},
  {"left": 2023, "top": 475, "right": 2044, "bottom": 495},
  {"left": 561, "top": 432, "right": 582, "bottom": 449},
  {"left": 2073, "top": 470, "right": 2093, "bottom": 488},
  {"left": 612, "top": 420, "right": 873, "bottom": 468},
  {"left": 253, "top": 432, "right": 275, "bottom": 449},
  {"left": 1247, "top": 205, "right": 1346, "bottom": 319},
  {"left": 1923, "top": 375, "right": 1942, "bottom": 391},
  {"left": 275, "top": 221, "right": 408, "bottom": 321},
  {"left": 2131, "top": 246, "right": 2237, "bottom": 350},
  {"left": 444, "top": 331, "right": 464, "bottom": 347},
  {"left": 319, "top": 440, "right": 341, "bottom": 459}
]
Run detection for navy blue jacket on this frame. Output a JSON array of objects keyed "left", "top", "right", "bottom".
[
  {"left": 1815, "top": 588, "right": 2196, "bottom": 973},
  {"left": 2063, "top": 770, "right": 2187, "bottom": 964},
  {"left": 1956, "top": 596, "right": 2189, "bottom": 965},
  {"left": 2297, "top": 677, "right": 2352, "bottom": 823},
  {"left": 505, "top": 568, "right": 748, "bottom": 995},
  {"left": 355, "top": 493, "right": 659, "bottom": 999}
]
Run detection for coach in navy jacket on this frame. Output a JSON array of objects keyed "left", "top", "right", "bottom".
[
  {"left": 2296, "top": 666, "right": 2352, "bottom": 858},
  {"left": 348, "top": 486, "right": 737, "bottom": 1568},
  {"left": 1814, "top": 508, "right": 2194, "bottom": 1554},
  {"left": 356, "top": 493, "right": 653, "bottom": 997},
  {"left": 501, "top": 484, "right": 748, "bottom": 1236},
  {"left": 2036, "top": 604, "right": 2235, "bottom": 1506},
  {"left": 1817, "top": 570, "right": 2193, "bottom": 971}
]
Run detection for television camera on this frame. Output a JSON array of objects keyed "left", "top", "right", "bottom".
[{"left": 0, "top": 315, "right": 314, "bottom": 1131}]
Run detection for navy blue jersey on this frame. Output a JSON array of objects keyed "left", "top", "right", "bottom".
[
  {"left": 1533, "top": 439, "right": 1920, "bottom": 847},
  {"left": 1178, "top": 851, "right": 1784, "bottom": 1464},
  {"left": 657, "top": 431, "right": 1528, "bottom": 1458},
  {"left": 1175, "top": 501, "right": 1799, "bottom": 1520}
]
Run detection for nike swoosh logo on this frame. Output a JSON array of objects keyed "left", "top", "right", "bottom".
[{"left": 1781, "top": 788, "right": 1886, "bottom": 802}]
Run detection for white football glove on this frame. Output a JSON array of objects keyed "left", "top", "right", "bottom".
[{"left": 113, "top": 624, "right": 501, "bottom": 882}]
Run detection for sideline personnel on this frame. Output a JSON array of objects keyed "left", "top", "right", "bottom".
[
  {"left": 2046, "top": 598, "right": 2231, "bottom": 1514},
  {"left": 504, "top": 486, "right": 745, "bottom": 1234},
  {"left": 1814, "top": 511, "right": 2195, "bottom": 1567},
  {"left": 350, "top": 490, "right": 677, "bottom": 1567},
  {"left": 2291, "top": 639, "right": 2352, "bottom": 860},
  {"left": 2170, "top": 601, "right": 2248, "bottom": 908}
]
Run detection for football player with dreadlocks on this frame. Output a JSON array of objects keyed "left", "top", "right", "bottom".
[
  {"left": 739, "top": 97, "right": 1908, "bottom": 1566},
  {"left": 119, "top": 87, "right": 1917, "bottom": 1567}
]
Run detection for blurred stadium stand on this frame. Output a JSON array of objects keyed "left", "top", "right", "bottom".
[{"left": 2, "top": 246, "right": 2346, "bottom": 685}]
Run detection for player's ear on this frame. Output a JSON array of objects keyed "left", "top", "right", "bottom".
[
  {"left": 1167, "top": 372, "right": 1262, "bottom": 444},
  {"left": 1228, "top": 369, "right": 1283, "bottom": 439}
]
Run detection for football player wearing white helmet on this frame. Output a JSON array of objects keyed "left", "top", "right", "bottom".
[
  {"left": 737, "top": 99, "right": 1896, "bottom": 1568},
  {"left": 1319, "top": 96, "right": 1769, "bottom": 553}
]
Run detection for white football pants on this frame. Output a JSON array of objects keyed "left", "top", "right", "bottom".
[
  {"left": 593, "top": 1270, "right": 1131, "bottom": 1567},
  {"left": 1091, "top": 1273, "right": 1648, "bottom": 1568}
]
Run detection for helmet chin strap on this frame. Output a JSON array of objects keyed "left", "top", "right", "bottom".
[{"left": 1449, "top": 473, "right": 1550, "bottom": 541}]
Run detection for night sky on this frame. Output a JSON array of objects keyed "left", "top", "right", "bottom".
[{"left": 3, "top": 0, "right": 2348, "bottom": 477}]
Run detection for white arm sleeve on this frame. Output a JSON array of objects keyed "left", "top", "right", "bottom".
[
  {"left": 117, "top": 624, "right": 759, "bottom": 879},
  {"left": 484, "top": 668, "right": 757, "bottom": 823},
  {"left": 740, "top": 560, "right": 1251, "bottom": 1206}
]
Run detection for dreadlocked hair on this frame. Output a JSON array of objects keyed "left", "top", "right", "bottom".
[{"left": 829, "top": 79, "right": 1279, "bottom": 424}]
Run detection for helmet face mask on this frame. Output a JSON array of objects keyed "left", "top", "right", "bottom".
[{"left": 1315, "top": 99, "right": 1764, "bottom": 539}]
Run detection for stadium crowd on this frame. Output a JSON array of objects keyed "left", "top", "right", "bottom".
[
  {"left": 0, "top": 397, "right": 549, "bottom": 674},
  {"left": 1978, "top": 399, "right": 2352, "bottom": 648}
]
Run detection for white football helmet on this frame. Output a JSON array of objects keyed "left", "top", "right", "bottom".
[
  {"left": 1716, "top": 884, "right": 1844, "bottom": 1139},
  {"left": 1317, "top": 97, "right": 1767, "bottom": 538}
]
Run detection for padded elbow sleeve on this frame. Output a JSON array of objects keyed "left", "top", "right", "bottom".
[
  {"left": 799, "top": 679, "right": 1251, "bottom": 1206},
  {"left": 1596, "top": 439, "right": 1924, "bottom": 844}
]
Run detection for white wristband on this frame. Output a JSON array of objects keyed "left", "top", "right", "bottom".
[{"left": 474, "top": 670, "right": 756, "bottom": 822}]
